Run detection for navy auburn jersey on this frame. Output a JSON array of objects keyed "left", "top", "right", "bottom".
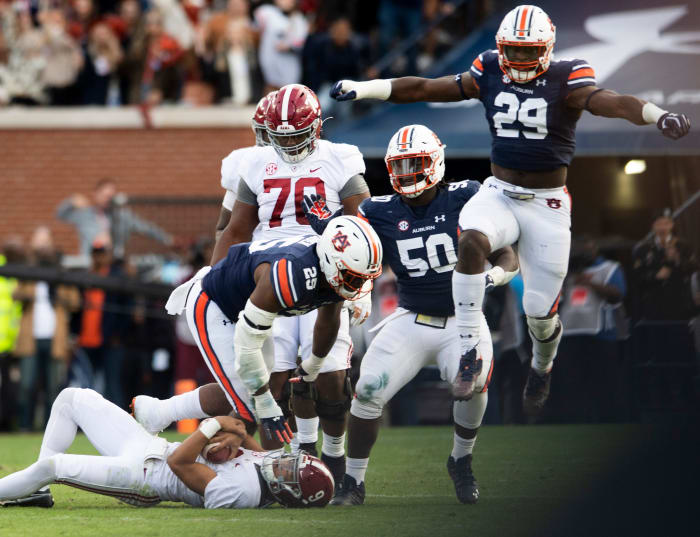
[
  {"left": 468, "top": 49, "right": 596, "bottom": 172},
  {"left": 358, "top": 180, "right": 479, "bottom": 317},
  {"left": 201, "top": 235, "right": 343, "bottom": 322}
]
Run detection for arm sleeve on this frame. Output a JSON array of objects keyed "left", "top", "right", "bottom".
[
  {"left": 236, "top": 180, "right": 259, "bottom": 206},
  {"left": 222, "top": 190, "right": 236, "bottom": 211},
  {"left": 338, "top": 174, "right": 369, "bottom": 199}
]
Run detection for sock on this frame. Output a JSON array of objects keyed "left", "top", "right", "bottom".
[
  {"left": 451, "top": 433, "right": 476, "bottom": 460},
  {"left": 529, "top": 318, "right": 563, "bottom": 374},
  {"left": 453, "top": 271, "right": 486, "bottom": 354},
  {"left": 165, "top": 387, "right": 210, "bottom": 422},
  {"left": 295, "top": 417, "right": 319, "bottom": 444},
  {"left": 290, "top": 435, "right": 300, "bottom": 455},
  {"left": 321, "top": 432, "right": 345, "bottom": 458},
  {"left": 346, "top": 457, "right": 369, "bottom": 485}
]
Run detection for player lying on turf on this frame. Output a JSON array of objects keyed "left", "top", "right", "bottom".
[
  {"left": 301, "top": 125, "right": 519, "bottom": 505},
  {"left": 134, "top": 216, "right": 383, "bottom": 449},
  {"left": 0, "top": 388, "right": 334, "bottom": 509},
  {"left": 330, "top": 4, "right": 690, "bottom": 417}
]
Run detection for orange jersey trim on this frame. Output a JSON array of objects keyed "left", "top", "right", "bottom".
[{"left": 568, "top": 68, "right": 595, "bottom": 80}]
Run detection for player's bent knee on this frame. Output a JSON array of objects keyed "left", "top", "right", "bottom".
[
  {"left": 523, "top": 290, "right": 558, "bottom": 319},
  {"left": 527, "top": 314, "right": 560, "bottom": 341},
  {"left": 350, "top": 398, "right": 382, "bottom": 420},
  {"left": 315, "top": 397, "right": 349, "bottom": 422},
  {"left": 315, "top": 373, "right": 351, "bottom": 422}
]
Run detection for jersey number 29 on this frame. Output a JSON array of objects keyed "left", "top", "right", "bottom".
[{"left": 493, "top": 92, "right": 548, "bottom": 139}]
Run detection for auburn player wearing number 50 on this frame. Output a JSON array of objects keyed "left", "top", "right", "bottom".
[
  {"left": 133, "top": 84, "right": 371, "bottom": 485},
  {"left": 302, "top": 125, "right": 518, "bottom": 505},
  {"left": 330, "top": 5, "right": 690, "bottom": 415}
]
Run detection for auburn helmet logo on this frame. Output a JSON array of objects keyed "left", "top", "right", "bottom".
[
  {"left": 546, "top": 198, "right": 561, "bottom": 209},
  {"left": 331, "top": 231, "right": 351, "bottom": 252}
]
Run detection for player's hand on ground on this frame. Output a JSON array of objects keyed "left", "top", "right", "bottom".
[
  {"left": 330, "top": 80, "right": 359, "bottom": 101},
  {"left": 302, "top": 194, "right": 341, "bottom": 234},
  {"left": 253, "top": 391, "right": 293, "bottom": 444},
  {"left": 658, "top": 112, "right": 690, "bottom": 140}
]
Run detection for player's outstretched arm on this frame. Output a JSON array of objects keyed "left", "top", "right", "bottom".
[
  {"left": 330, "top": 72, "right": 478, "bottom": 103},
  {"left": 567, "top": 86, "right": 690, "bottom": 139},
  {"left": 210, "top": 200, "right": 260, "bottom": 265},
  {"left": 485, "top": 246, "right": 519, "bottom": 291}
]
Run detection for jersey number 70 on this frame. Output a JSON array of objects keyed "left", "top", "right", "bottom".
[{"left": 263, "top": 177, "right": 326, "bottom": 227}]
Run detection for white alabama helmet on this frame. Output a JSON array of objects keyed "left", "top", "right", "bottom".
[
  {"left": 316, "top": 215, "right": 383, "bottom": 300},
  {"left": 496, "top": 5, "right": 555, "bottom": 83},
  {"left": 385, "top": 124, "right": 445, "bottom": 198}
]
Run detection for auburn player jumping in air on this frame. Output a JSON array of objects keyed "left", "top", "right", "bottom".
[{"left": 330, "top": 4, "right": 690, "bottom": 415}]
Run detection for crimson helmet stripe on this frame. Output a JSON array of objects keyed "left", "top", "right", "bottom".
[{"left": 280, "top": 86, "right": 292, "bottom": 123}]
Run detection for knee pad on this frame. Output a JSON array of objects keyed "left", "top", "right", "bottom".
[
  {"left": 523, "top": 290, "right": 557, "bottom": 319},
  {"left": 351, "top": 373, "right": 385, "bottom": 420},
  {"left": 315, "top": 375, "right": 351, "bottom": 422},
  {"left": 527, "top": 314, "right": 560, "bottom": 342},
  {"left": 350, "top": 397, "right": 383, "bottom": 420},
  {"left": 291, "top": 378, "right": 317, "bottom": 401}
]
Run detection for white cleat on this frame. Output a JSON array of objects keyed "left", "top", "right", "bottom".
[{"left": 130, "top": 395, "right": 172, "bottom": 434}]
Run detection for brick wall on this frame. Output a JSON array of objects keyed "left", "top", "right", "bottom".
[{"left": 0, "top": 128, "right": 255, "bottom": 254}]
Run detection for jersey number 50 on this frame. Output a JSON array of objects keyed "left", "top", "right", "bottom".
[
  {"left": 397, "top": 233, "right": 457, "bottom": 277},
  {"left": 263, "top": 177, "right": 326, "bottom": 227},
  {"left": 493, "top": 92, "right": 548, "bottom": 139}
]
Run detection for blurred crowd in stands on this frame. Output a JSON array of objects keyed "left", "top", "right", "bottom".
[
  {"left": 0, "top": 177, "right": 697, "bottom": 432},
  {"left": 0, "top": 0, "right": 479, "bottom": 107}
]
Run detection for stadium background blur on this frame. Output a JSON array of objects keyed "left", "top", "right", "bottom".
[{"left": 0, "top": 0, "right": 697, "bottom": 479}]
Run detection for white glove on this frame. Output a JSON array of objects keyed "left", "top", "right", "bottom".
[
  {"left": 293, "top": 353, "right": 325, "bottom": 383},
  {"left": 345, "top": 281, "right": 372, "bottom": 326}
]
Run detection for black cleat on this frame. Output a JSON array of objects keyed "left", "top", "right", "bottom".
[
  {"left": 329, "top": 474, "right": 365, "bottom": 506},
  {"left": 321, "top": 453, "right": 346, "bottom": 490},
  {"left": 522, "top": 367, "right": 552, "bottom": 417},
  {"left": 447, "top": 455, "right": 479, "bottom": 504},
  {"left": 299, "top": 442, "right": 318, "bottom": 458},
  {"left": 452, "top": 348, "right": 483, "bottom": 401},
  {"left": 1, "top": 489, "right": 54, "bottom": 508}
]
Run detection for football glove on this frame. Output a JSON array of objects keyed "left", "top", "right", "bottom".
[
  {"left": 302, "top": 194, "right": 341, "bottom": 235},
  {"left": 345, "top": 281, "right": 372, "bottom": 326},
  {"left": 253, "top": 391, "right": 293, "bottom": 444},
  {"left": 290, "top": 353, "right": 325, "bottom": 383},
  {"left": 658, "top": 112, "right": 691, "bottom": 140},
  {"left": 330, "top": 80, "right": 358, "bottom": 102}
]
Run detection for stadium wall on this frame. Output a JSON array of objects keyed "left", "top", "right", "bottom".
[{"left": 0, "top": 107, "right": 256, "bottom": 254}]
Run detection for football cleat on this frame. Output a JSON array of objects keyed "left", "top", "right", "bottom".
[
  {"left": 452, "top": 348, "right": 483, "bottom": 401},
  {"left": 1, "top": 489, "right": 54, "bottom": 508},
  {"left": 131, "top": 395, "right": 172, "bottom": 434},
  {"left": 321, "top": 453, "right": 346, "bottom": 490},
  {"left": 329, "top": 474, "right": 365, "bottom": 506},
  {"left": 447, "top": 455, "right": 479, "bottom": 504},
  {"left": 522, "top": 367, "right": 552, "bottom": 416},
  {"left": 298, "top": 442, "right": 318, "bottom": 458}
]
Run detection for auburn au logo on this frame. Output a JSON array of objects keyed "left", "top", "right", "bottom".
[
  {"left": 546, "top": 198, "right": 562, "bottom": 209},
  {"left": 331, "top": 231, "right": 351, "bottom": 252}
]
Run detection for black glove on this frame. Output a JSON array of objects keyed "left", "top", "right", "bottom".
[
  {"left": 302, "top": 194, "right": 341, "bottom": 234},
  {"left": 330, "top": 81, "right": 356, "bottom": 102},
  {"left": 260, "top": 415, "right": 293, "bottom": 444},
  {"left": 658, "top": 112, "right": 691, "bottom": 140}
]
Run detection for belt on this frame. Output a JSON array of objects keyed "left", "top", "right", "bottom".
[
  {"left": 503, "top": 189, "right": 535, "bottom": 200},
  {"left": 414, "top": 313, "right": 448, "bottom": 329}
]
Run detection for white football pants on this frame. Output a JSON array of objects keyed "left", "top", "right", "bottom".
[
  {"left": 0, "top": 388, "right": 160, "bottom": 506},
  {"left": 458, "top": 176, "right": 572, "bottom": 317}
]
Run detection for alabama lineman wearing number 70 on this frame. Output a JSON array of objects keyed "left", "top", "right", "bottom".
[{"left": 330, "top": 4, "right": 691, "bottom": 415}]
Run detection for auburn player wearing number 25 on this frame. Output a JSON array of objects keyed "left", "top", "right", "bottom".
[
  {"left": 303, "top": 125, "right": 518, "bottom": 506},
  {"left": 330, "top": 4, "right": 690, "bottom": 416}
]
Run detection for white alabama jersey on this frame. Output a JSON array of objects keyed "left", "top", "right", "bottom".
[
  {"left": 221, "top": 146, "right": 263, "bottom": 210},
  {"left": 240, "top": 139, "right": 365, "bottom": 240},
  {"left": 148, "top": 444, "right": 263, "bottom": 509}
]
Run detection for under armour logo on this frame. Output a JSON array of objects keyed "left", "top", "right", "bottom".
[
  {"left": 536, "top": 79, "right": 547, "bottom": 86},
  {"left": 222, "top": 319, "right": 232, "bottom": 326},
  {"left": 331, "top": 231, "right": 351, "bottom": 252},
  {"left": 435, "top": 214, "right": 446, "bottom": 223}
]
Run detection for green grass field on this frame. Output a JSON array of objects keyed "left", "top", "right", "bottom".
[{"left": 0, "top": 424, "right": 693, "bottom": 537}]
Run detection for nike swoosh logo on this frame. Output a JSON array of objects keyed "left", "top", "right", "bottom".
[{"left": 310, "top": 167, "right": 321, "bottom": 173}]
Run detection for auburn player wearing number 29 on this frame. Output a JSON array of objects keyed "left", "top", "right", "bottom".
[
  {"left": 331, "top": 4, "right": 690, "bottom": 416},
  {"left": 303, "top": 125, "right": 518, "bottom": 505}
]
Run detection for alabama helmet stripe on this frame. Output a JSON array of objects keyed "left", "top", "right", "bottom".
[{"left": 280, "top": 86, "right": 292, "bottom": 123}]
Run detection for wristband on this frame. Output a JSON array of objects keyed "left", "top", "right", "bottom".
[
  {"left": 486, "top": 266, "right": 519, "bottom": 287},
  {"left": 642, "top": 102, "right": 667, "bottom": 124},
  {"left": 198, "top": 417, "right": 222, "bottom": 440},
  {"left": 356, "top": 79, "right": 392, "bottom": 100}
]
